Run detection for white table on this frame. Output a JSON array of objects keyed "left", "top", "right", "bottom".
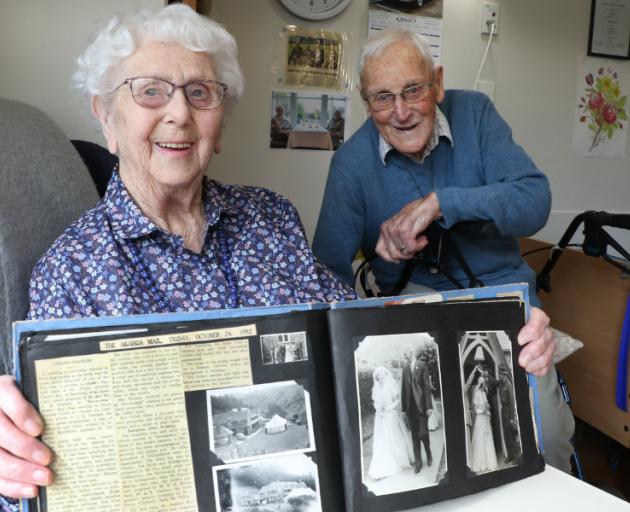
[
  {"left": 287, "top": 128, "right": 332, "bottom": 150},
  {"left": 404, "top": 466, "right": 630, "bottom": 511}
]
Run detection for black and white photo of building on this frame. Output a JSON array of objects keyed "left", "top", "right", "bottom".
[
  {"left": 355, "top": 332, "right": 447, "bottom": 496},
  {"left": 213, "top": 453, "right": 321, "bottom": 512},
  {"left": 207, "top": 381, "right": 315, "bottom": 463},
  {"left": 458, "top": 330, "right": 522, "bottom": 476}
]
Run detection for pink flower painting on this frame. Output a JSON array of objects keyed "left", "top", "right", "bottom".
[{"left": 578, "top": 66, "right": 627, "bottom": 151}]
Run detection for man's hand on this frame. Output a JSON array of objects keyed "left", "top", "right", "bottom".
[
  {"left": 0, "top": 376, "right": 52, "bottom": 498},
  {"left": 517, "top": 307, "right": 555, "bottom": 377},
  {"left": 376, "top": 192, "right": 442, "bottom": 263}
]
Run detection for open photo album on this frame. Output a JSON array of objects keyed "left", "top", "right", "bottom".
[{"left": 13, "top": 284, "right": 544, "bottom": 512}]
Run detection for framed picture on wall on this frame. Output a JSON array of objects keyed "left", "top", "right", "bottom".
[{"left": 588, "top": 0, "right": 630, "bottom": 59}]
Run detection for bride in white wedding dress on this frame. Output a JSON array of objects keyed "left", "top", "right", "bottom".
[
  {"left": 368, "top": 366, "right": 415, "bottom": 480},
  {"left": 470, "top": 376, "right": 498, "bottom": 473}
]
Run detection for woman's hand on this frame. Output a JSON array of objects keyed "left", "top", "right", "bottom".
[
  {"left": 517, "top": 307, "right": 555, "bottom": 377},
  {"left": 0, "top": 376, "right": 52, "bottom": 498}
]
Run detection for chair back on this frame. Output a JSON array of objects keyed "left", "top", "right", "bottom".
[
  {"left": 71, "top": 139, "right": 117, "bottom": 197},
  {"left": 0, "top": 99, "right": 99, "bottom": 374}
]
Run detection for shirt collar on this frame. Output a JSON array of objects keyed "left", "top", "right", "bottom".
[
  {"left": 378, "top": 106, "right": 453, "bottom": 165},
  {"left": 105, "top": 169, "right": 238, "bottom": 240}
]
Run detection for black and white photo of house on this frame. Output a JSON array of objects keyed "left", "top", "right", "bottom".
[
  {"left": 458, "top": 330, "right": 522, "bottom": 476},
  {"left": 207, "top": 381, "right": 315, "bottom": 463},
  {"left": 355, "top": 332, "right": 446, "bottom": 496},
  {"left": 213, "top": 453, "right": 321, "bottom": 512},
  {"left": 260, "top": 331, "right": 308, "bottom": 365}
]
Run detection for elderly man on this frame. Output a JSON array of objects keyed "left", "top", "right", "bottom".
[
  {"left": 313, "top": 29, "right": 574, "bottom": 472},
  {"left": 492, "top": 367, "right": 520, "bottom": 463}
]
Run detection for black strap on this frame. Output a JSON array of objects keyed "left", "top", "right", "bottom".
[
  {"left": 356, "top": 222, "right": 493, "bottom": 297},
  {"left": 354, "top": 257, "right": 376, "bottom": 298},
  {"left": 389, "top": 228, "right": 483, "bottom": 296}
]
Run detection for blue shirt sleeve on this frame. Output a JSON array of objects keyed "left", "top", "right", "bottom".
[
  {"left": 435, "top": 96, "right": 551, "bottom": 236},
  {"left": 313, "top": 159, "right": 366, "bottom": 287}
]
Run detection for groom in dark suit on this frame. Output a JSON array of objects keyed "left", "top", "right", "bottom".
[
  {"left": 401, "top": 347, "right": 433, "bottom": 472},
  {"left": 486, "top": 366, "right": 520, "bottom": 463}
]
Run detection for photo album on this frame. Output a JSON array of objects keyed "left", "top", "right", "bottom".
[{"left": 13, "top": 284, "right": 544, "bottom": 512}]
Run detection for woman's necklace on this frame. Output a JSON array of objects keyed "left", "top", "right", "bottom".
[{"left": 127, "top": 226, "right": 239, "bottom": 312}]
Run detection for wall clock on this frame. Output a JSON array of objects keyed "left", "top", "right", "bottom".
[{"left": 278, "top": 0, "right": 353, "bottom": 21}]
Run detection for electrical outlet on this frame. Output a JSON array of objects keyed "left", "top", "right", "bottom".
[{"left": 481, "top": 2, "right": 499, "bottom": 35}]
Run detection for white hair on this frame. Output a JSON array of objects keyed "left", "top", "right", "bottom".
[
  {"left": 73, "top": 3, "right": 244, "bottom": 112},
  {"left": 358, "top": 29, "right": 435, "bottom": 89}
]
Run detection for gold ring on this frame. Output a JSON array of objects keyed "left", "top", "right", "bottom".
[{"left": 399, "top": 244, "right": 406, "bottom": 252}]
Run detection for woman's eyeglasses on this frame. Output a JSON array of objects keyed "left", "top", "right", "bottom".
[
  {"left": 363, "top": 80, "right": 434, "bottom": 112},
  {"left": 114, "top": 76, "right": 228, "bottom": 110}
]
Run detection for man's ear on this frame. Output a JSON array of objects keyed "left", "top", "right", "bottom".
[
  {"left": 433, "top": 65, "right": 445, "bottom": 104},
  {"left": 91, "top": 96, "right": 117, "bottom": 154}
]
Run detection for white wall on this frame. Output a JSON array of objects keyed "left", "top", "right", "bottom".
[
  {"left": 476, "top": 0, "right": 630, "bottom": 249},
  {"left": 0, "top": 0, "right": 161, "bottom": 142},
  {"left": 206, "top": 0, "right": 368, "bottom": 241},
  {"left": 2, "top": 0, "right": 629, "bottom": 249},
  {"left": 209, "top": 0, "right": 630, "bottom": 247}
]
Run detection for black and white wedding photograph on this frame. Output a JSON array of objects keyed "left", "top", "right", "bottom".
[
  {"left": 458, "top": 331, "right": 523, "bottom": 476},
  {"left": 355, "top": 332, "right": 446, "bottom": 496},
  {"left": 207, "top": 381, "right": 315, "bottom": 463},
  {"left": 213, "top": 453, "right": 321, "bottom": 512},
  {"left": 260, "top": 331, "right": 309, "bottom": 365}
]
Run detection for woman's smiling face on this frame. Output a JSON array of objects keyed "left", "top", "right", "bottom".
[{"left": 97, "top": 41, "right": 225, "bottom": 191}]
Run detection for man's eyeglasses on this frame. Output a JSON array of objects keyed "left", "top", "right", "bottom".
[
  {"left": 114, "top": 76, "right": 228, "bottom": 110},
  {"left": 363, "top": 81, "right": 434, "bottom": 112}
]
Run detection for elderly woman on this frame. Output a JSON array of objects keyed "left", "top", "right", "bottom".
[
  {"left": 469, "top": 376, "right": 498, "bottom": 473},
  {"left": 0, "top": 4, "right": 355, "bottom": 503},
  {"left": 0, "top": 4, "right": 554, "bottom": 504}
]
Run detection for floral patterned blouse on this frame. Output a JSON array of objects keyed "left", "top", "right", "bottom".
[
  {"left": 28, "top": 170, "right": 355, "bottom": 320},
  {"left": 270, "top": 116, "right": 292, "bottom": 138}
]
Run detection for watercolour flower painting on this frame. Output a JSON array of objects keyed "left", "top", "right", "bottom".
[
  {"left": 578, "top": 66, "right": 627, "bottom": 151},
  {"left": 572, "top": 58, "right": 628, "bottom": 158}
]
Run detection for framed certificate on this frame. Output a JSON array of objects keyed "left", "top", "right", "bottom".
[{"left": 588, "top": 0, "right": 630, "bottom": 59}]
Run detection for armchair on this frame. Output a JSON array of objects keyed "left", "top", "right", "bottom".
[{"left": 0, "top": 98, "right": 100, "bottom": 374}]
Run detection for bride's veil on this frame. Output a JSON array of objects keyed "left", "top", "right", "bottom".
[{"left": 372, "top": 366, "right": 399, "bottom": 406}]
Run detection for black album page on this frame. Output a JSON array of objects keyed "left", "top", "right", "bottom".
[
  {"left": 326, "top": 299, "right": 545, "bottom": 512},
  {"left": 18, "top": 309, "right": 344, "bottom": 512}
]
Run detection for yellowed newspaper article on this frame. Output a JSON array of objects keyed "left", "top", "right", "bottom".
[
  {"left": 36, "top": 355, "right": 121, "bottom": 511},
  {"left": 35, "top": 333, "right": 253, "bottom": 511},
  {"left": 181, "top": 338, "right": 252, "bottom": 391},
  {"left": 99, "top": 323, "right": 256, "bottom": 351},
  {"left": 111, "top": 347, "right": 196, "bottom": 511}
]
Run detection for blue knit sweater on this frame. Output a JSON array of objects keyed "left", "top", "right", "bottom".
[{"left": 313, "top": 90, "right": 551, "bottom": 305}]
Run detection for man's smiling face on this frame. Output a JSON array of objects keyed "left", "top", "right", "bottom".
[{"left": 361, "top": 40, "right": 444, "bottom": 159}]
